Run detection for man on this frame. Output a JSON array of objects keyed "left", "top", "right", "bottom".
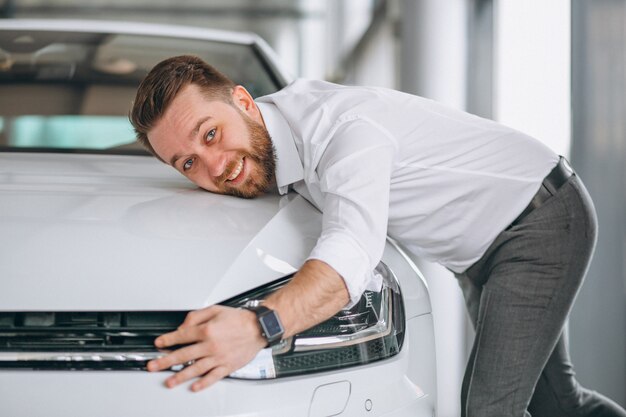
[{"left": 130, "top": 55, "right": 625, "bottom": 417}]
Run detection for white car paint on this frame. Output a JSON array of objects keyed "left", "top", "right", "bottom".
[{"left": 0, "top": 152, "right": 321, "bottom": 311}]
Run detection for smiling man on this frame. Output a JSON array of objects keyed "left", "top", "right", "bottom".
[{"left": 130, "top": 55, "right": 625, "bottom": 417}]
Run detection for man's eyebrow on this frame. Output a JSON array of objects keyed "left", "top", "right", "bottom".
[
  {"left": 190, "top": 116, "right": 212, "bottom": 139},
  {"left": 170, "top": 153, "right": 182, "bottom": 168},
  {"left": 169, "top": 116, "right": 213, "bottom": 167}
]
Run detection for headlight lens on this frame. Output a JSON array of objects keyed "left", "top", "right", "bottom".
[{"left": 224, "top": 262, "right": 405, "bottom": 379}]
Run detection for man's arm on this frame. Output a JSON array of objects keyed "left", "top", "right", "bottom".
[
  {"left": 148, "top": 119, "right": 396, "bottom": 391},
  {"left": 146, "top": 259, "right": 348, "bottom": 391},
  {"left": 264, "top": 259, "right": 349, "bottom": 337}
]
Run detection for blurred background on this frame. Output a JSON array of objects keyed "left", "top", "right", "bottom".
[{"left": 2, "top": 0, "right": 623, "bottom": 415}]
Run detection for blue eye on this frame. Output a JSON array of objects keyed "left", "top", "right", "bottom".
[
  {"left": 183, "top": 158, "right": 194, "bottom": 171},
  {"left": 205, "top": 128, "right": 216, "bottom": 143}
]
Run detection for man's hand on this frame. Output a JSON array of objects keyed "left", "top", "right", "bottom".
[
  {"left": 147, "top": 260, "right": 349, "bottom": 392},
  {"left": 146, "top": 305, "right": 266, "bottom": 392}
]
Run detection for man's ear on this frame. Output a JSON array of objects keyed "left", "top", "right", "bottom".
[
  {"left": 231, "top": 85, "right": 264, "bottom": 125},
  {"left": 231, "top": 85, "right": 254, "bottom": 112}
]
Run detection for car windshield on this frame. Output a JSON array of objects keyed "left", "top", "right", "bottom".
[{"left": 0, "top": 29, "right": 282, "bottom": 154}]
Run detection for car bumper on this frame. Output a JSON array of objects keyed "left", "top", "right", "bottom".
[{"left": 0, "top": 315, "right": 435, "bottom": 417}]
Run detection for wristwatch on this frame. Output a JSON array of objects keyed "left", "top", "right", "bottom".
[{"left": 245, "top": 305, "right": 285, "bottom": 347}]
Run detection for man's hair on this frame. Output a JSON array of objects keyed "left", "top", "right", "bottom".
[{"left": 129, "top": 55, "right": 236, "bottom": 160}]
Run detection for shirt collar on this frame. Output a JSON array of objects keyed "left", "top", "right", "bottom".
[{"left": 255, "top": 101, "right": 304, "bottom": 195}]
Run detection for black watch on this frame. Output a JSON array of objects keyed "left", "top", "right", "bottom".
[{"left": 245, "top": 305, "right": 285, "bottom": 347}]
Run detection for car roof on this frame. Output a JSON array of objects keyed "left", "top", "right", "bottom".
[
  {"left": 0, "top": 18, "right": 293, "bottom": 86},
  {"left": 0, "top": 18, "right": 260, "bottom": 44}
]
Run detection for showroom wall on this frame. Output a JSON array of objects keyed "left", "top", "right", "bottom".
[{"left": 570, "top": 0, "right": 626, "bottom": 406}]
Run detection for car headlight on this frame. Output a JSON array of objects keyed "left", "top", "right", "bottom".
[{"left": 224, "top": 262, "right": 405, "bottom": 379}]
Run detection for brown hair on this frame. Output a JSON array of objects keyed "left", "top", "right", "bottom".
[{"left": 129, "top": 55, "right": 236, "bottom": 160}]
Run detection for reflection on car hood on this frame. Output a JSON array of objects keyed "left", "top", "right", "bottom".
[{"left": 0, "top": 153, "right": 321, "bottom": 311}]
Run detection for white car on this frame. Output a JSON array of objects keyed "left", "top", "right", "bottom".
[{"left": 0, "top": 20, "right": 437, "bottom": 417}]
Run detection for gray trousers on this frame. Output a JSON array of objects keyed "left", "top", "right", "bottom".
[{"left": 455, "top": 174, "right": 626, "bottom": 417}]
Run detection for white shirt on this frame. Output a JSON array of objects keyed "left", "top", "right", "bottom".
[{"left": 256, "top": 79, "right": 559, "bottom": 306}]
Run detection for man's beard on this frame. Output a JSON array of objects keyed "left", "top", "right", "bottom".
[{"left": 221, "top": 114, "right": 277, "bottom": 199}]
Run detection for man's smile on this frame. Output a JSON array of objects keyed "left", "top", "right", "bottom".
[{"left": 226, "top": 156, "right": 245, "bottom": 184}]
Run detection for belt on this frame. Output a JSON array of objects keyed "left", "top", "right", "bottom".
[{"left": 510, "top": 157, "right": 575, "bottom": 227}]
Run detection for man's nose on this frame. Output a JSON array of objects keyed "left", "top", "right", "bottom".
[{"left": 201, "top": 151, "right": 228, "bottom": 179}]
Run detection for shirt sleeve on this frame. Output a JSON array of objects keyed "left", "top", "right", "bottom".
[{"left": 306, "top": 117, "right": 397, "bottom": 307}]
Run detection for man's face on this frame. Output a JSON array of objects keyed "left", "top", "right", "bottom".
[{"left": 148, "top": 84, "right": 276, "bottom": 198}]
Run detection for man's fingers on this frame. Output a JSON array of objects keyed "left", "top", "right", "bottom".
[
  {"left": 191, "top": 366, "right": 231, "bottom": 392},
  {"left": 146, "top": 306, "right": 264, "bottom": 392},
  {"left": 164, "top": 357, "right": 215, "bottom": 388},
  {"left": 155, "top": 321, "right": 213, "bottom": 348},
  {"left": 179, "top": 306, "right": 222, "bottom": 328},
  {"left": 147, "top": 342, "right": 209, "bottom": 372}
]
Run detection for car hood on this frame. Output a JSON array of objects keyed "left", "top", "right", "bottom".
[{"left": 0, "top": 152, "right": 321, "bottom": 311}]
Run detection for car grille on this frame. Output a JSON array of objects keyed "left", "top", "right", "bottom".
[{"left": 0, "top": 311, "right": 187, "bottom": 370}]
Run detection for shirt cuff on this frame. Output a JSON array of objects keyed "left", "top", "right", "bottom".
[{"left": 306, "top": 231, "right": 381, "bottom": 308}]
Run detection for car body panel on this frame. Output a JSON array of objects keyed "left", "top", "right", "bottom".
[
  {"left": 0, "top": 151, "right": 432, "bottom": 317},
  {"left": 0, "top": 152, "right": 321, "bottom": 311}
]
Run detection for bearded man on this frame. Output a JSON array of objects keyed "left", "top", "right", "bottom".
[{"left": 130, "top": 55, "right": 625, "bottom": 417}]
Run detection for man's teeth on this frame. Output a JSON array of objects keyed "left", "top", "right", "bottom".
[{"left": 227, "top": 158, "right": 244, "bottom": 181}]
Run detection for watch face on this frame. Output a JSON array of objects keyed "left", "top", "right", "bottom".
[{"left": 260, "top": 311, "right": 284, "bottom": 339}]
